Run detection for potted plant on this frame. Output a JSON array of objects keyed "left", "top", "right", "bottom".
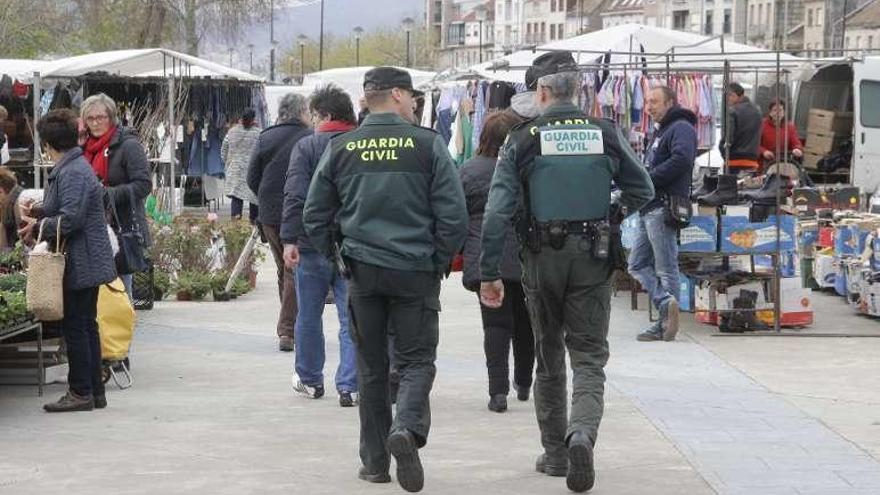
[
  {"left": 211, "top": 271, "right": 231, "bottom": 301},
  {"left": 153, "top": 271, "right": 172, "bottom": 301},
  {"left": 174, "top": 271, "right": 211, "bottom": 301}
]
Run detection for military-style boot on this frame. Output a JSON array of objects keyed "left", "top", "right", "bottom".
[
  {"left": 691, "top": 174, "right": 719, "bottom": 201},
  {"left": 697, "top": 174, "right": 739, "bottom": 207}
]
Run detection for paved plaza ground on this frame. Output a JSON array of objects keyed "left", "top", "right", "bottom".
[{"left": 3, "top": 263, "right": 880, "bottom": 494}]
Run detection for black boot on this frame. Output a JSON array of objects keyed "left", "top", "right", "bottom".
[
  {"left": 488, "top": 394, "right": 508, "bottom": 412},
  {"left": 741, "top": 174, "right": 791, "bottom": 205},
  {"left": 691, "top": 173, "right": 719, "bottom": 201},
  {"left": 697, "top": 174, "right": 739, "bottom": 206}
]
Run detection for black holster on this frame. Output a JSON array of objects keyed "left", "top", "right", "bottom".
[{"left": 515, "top": 213, "right": 542, "bottom": 253}]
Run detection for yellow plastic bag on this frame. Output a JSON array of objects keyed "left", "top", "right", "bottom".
[{"left": 98, "top": 278, "right": 135, "bottom": 361}]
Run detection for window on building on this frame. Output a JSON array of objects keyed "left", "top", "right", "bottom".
[
  {"left": 723, "top": 9, "right": 732, "bottom": 34},
  {"left": 551, "top": 0, "right": 556, "bottom": 12},
  {"left": 550, "top": 24, "right": 556, "bottom": 40},
  {"left": 861, "top": 80, "right": 880, "bottom": 128},
  {"left": 705, "top": 11, "right": 713, "bottom": 35},
  {"left": 869, "top": 36, "right": 874, "bottom": 49},
  {"left": 807, "top": 8, "right": 813, "bottom": 27},
  {"left": 758, "top": 4, "right": 764, "bottom": 26},
  {"left": 673, "top": 10, "right": 689, "bottom": 30},
  {"left": 750, "top": 4, "right": 755, "bottom": 25},
  {"left": 846, "top": 37, "right": 851, "bottom": 49},
  {"left": 857, "top": 36, "right": 862, "bottom": 49},
  {"left": 816, "top": 7, "right": 823, "bottom": 26}
]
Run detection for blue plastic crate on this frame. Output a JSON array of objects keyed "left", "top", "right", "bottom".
[
  {"left": 679, "top": 215, "right": 718, "bottom": 253},
  {"left": 720, "top": 215, "right": 796, "bottom": 254},
  {"left": 834, "top": 224, "right": 870, "bottom": 257},
  {"left": 678, "top": 275, "right": 695, "bottom": 312}
]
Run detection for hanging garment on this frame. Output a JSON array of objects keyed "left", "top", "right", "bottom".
[
  {"left": 487, "top": 81, "right": 516, "bottom": 110},
  {"left": 421, "top": 91, "right": 434, "bottom": 128}
]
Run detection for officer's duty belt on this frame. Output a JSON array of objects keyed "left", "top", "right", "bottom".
[{"left": 537, "top": 220, "right": 606, "bottom": 236}]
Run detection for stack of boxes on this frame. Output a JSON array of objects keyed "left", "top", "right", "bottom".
[{"left": 802, "top": 109, "right": 853, "bottom": 171}]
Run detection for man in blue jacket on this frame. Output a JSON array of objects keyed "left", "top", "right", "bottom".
[
  {"left": 281, "top": 85, "right": 358, "bottom": 407},
  {"left": 628, "top": 86, "right": 697, "bottom": 342}
]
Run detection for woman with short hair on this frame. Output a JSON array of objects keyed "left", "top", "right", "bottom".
[
  {"left": 20, "top": 109, "right": 117, "bottom": 412},
  {"left": 221, "top": 108, "right": 260, "bottom": 223},
  {"left": 80, "top": 93, "right": 151, "bottom": 292}
]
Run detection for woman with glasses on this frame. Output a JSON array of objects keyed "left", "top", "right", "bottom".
[{"left": 80, "top": 93, "right": 151, "bottom": 294}]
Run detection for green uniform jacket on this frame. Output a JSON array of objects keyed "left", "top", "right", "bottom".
[
  {"left": 303, "top": 112, "right": 468, "bottom": 273},
  {"left": 480, "top": 103, "right": 655, "bottom": 281}
]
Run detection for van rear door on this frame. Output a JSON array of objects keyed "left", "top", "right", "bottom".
[{"left": 853, "top": 58, "right": 880, "bottom": 193}]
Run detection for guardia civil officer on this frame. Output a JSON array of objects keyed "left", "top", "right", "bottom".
[
  {"left": 479, "top": 52, "right": 654, "bottom": 493},
  {"left": 303, "top": 67, "right": 467, "bottom": 493}
]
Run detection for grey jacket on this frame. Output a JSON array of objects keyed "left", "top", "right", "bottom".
[
  {"left": 460, "top": 155, "right": 521, "bottom": 291},
  {"left": 40, "top": 148, "right": 117, "bottom": 291},
  {"left": 105, "top": 127, "right": 152, "bottom": 246},
  {"left": 720, "top": 97, "right": 762, "bottom": 161},
  {"left": 221, "top": 124, "right": 260, "bottom": 204}
]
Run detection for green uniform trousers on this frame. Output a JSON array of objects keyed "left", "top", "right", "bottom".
[
  {"left": 521, "top": 236, "right": 612, "bottom": 463},
  {"left": 347, "top": 260, "right": 441, "bottom": 474}
]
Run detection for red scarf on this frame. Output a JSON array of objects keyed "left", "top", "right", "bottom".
[
  {"left": 83, "top": 126, "right": 118, "bottom": 185},
  {"left": 318, "top": 121, "right": 356, "bottom": 133}
]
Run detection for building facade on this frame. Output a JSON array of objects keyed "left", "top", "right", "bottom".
[
  {"left": 494, "top": 0, "right": 525, "bottom": 56},
  {"left": 844, "top": 0, "right": 880, "bottom": 51},
  {"left": 428, "top": 0, "right": 497, "bottom": 70},
  {"left": 648, "top": 0, "right": 740, "bottom": 40},
  {"left": 745, "top": 0, "right": 803, "bottom": 51},
  {"left": 601, "top": 0, "right": 645, "bottom": 28},
  {"left": 565, "top": 0, "right": 608, "bottom": 37}
]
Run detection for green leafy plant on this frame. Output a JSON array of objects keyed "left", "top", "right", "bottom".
[
  {"left": 0, "top": 273, "right": 27, "bottom": 293},
  {"left": 0, "top": 244, "right": 26, "bottom": 273},
  {"left": 174, "top": 271, "right": 212, "bottom": 301},
  {"left": 0, "top": 290, "right": 29, "bottom": 328},
  {"left": 153, "top": 271, "right": 172, "bottom": 301},
  {"left": 230, "top": 276, "right": 252, "bottom": 297}
]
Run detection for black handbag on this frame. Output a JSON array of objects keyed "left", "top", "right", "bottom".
[
  {"left": 663, "top": 194, "right": 693, "bottom": 229},
  {"left": 110, "top": 191, "right": 149, "bottom": 275}
]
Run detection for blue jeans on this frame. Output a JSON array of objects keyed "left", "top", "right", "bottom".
[
  {"left": 294, "top": 250, "right": 357, "bottom": 393},
  {"left": 628, "top": 207, "right": 680, "bottom": 314}
]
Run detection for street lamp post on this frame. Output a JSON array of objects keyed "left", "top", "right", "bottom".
[
  {"left": 402, "top": 18, "right": 415, "bottom": 67},
  {"left": 353, "top": 26, "right": 364, "bottom": 67},
  {"left": 228, "top": 48, "right": 234, "bottom": 67},
  {"left": 269, "top": 0, "right": 276, "bottom": 81},
  {"left": 247, "top": 43, "right": 254, "bottom": 72},
  {"left": 474, "top": 4, "right": 487, "bottom": 64},
  {"left": 319, "top": 0, "right": 325, "bottom": 71},
  {"left": 298, "top": 34, "right": 308, "bottom": 82}
]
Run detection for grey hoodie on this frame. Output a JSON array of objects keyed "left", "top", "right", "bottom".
[{"left": 510, "top": 92, "right": 539, "bottom": 120}]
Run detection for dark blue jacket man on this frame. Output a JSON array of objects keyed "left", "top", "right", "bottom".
[
  {"left": 281, "top": 85, "right": 359, "bottom": 407},
  {"left": 629, "top": 85, "right": 697, "bottom": 343}
]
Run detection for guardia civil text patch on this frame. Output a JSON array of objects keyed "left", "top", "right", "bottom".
[{"left": 540, "top": 129, "right": 604, "bottom": 156}]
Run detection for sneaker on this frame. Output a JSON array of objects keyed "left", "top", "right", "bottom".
[
  {"left": 566, "top": 431, "right": 595, "bottom": 493},
  {"left": 339, "top": 392, "right": 358, "bottom": 407},
  {"left": 488, "top": 394, "right": 508, "bottom": 413},
  {"left": 535, "top": 453, "right": 567, "bottom": 477},
  {"left": 387, "top": 430, "right": 424, "bottom": 493},
  {"left": 662, "top": 299, "right": 680, "bottom": 342},
  {"left": 94, "top": 394, "right": 107, "bottom": 409},
  {"left": 292, "top": 376, "right": 325, "bottom": 399},
  {"left": 279, "top": 336, "right": 294, "bottom": 352},
  {"left": 358, "top": 466, "right": 391, "bottom": 483},
  {"left": 513, "top": 382, "right": 530, "bottom": 402},
  {"left": 43, "top": 390, "right": 94, "bottom": 413},
  {"left": 636, "top": 319, "right": 663, "bottom": 341}
]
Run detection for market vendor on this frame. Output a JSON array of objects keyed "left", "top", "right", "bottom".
[
  {"left": 759, "top": 100, "right": 803, "bottom": 170},
  {"left": 720, "top": 83, "right": 762, "bottom": 173}
]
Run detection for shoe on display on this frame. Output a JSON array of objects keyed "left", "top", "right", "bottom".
[
  {"left": 567, "top": 431, "right": 596, "bottom": 493},
  {"left": 278, "top": 336, "right": 294, "bottom": 352},
  {"left": 387, "top": 430, "right": 424, "bottom": 493},
  {"left": 43, "top": 390, "right": 94, "bottom": 413},
  {"left": 697, "top": 174, "right": 739, "bottom": 206},
  {"left": 292, "top": 376, "right": 325, "bottom": 399},
  {"left": 535, "top": 453, "right": 568, "bottom": 477},
  {"left": 488, "top": 394, "right": 508, "bottom": 413},
  {"left": 691, "top": 173, "right": 719, "bottom": 200}
]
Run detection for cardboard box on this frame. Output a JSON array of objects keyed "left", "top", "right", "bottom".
[
  {"left": 792, "top": 188, "right": 820, "bottom": 216},
  {"left": 833, "top": 186, "right": 860, "bottom": 210},
  {"left": 755, "top": 278, "right": 815, "bottom": 327},
  {"left": 813, "top": 253, "right": 836, "bottom": 288},
  {"left": 679, "top": 215, "right": 718, "bottom": 253},
  {"left": 678, "top": 275, "right": 695, "bottom": 313},
  {"left": 807, "top": 109, "right": 853, "bottom": 135},
  {"left": 805, "top": 131, "right": 848, "bottom": 155},
  {"left": 719, "top": 215, "right": 796, "bottom": 254},
  {"left": 834, "top": 221, "right": 870, "bottom": 257},
  {"left": 802, "top": 151, "right": 824, "bottom": 170}
]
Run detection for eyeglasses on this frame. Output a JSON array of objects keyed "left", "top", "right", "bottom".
[{"left": 85, "top": 115, "right": 110, "bottom": 123}]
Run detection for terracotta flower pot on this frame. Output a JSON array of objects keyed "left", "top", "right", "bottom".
[{"left": 176, "top": 291, "right": 192, "bottom": 301}]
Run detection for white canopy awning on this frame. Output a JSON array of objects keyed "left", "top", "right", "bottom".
[
  {"left": 471, "top": 24, "right": 805, "bottom": 83},
  {"left": 9, "top": 49, "right": 262, "bottom": 83},
  {"left": 302, "top": 66, "right": 436, "bottom": 108},
  {"left": 0, "top": 59, "right": 52, "bottom": 80}
]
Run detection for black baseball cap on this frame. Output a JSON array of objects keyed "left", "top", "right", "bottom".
[
  {"left": 364, "top": 67, "right": 424, "bottom": 96},
  {"left": 527, "top": 51, "right": 578, "bottom": 89}
]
